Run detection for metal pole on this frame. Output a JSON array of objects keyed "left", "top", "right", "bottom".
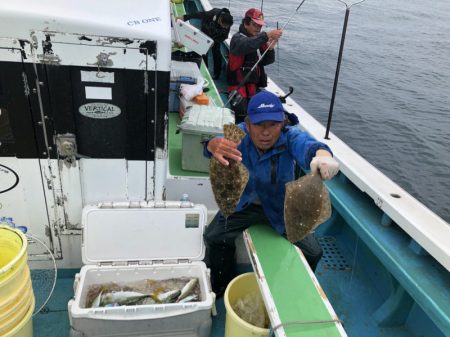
[
  {"left": 325, "top": 6, "right": 350, "bottom": 139},
  {"left": 324, "top": 0, "right": 366, "bottom": 138}
]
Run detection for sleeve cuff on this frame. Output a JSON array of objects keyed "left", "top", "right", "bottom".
[
  {"left": 306, "top": 143, "right": 332, "bottom": 167},
  {"left": 202, "top": 139, "right": 213, "bottom": 158}
]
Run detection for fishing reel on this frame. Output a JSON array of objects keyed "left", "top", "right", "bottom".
[{"left": 228, "top": 89, "right": 244, "bottom": 107}]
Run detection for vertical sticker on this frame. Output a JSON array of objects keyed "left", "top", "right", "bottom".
[{"left": 78, "top": 103, "right": 121, "bottom": 119}]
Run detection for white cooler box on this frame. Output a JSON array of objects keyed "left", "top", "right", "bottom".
[
  {"left": 178, "top": 105, "right": 235, "bottom": 173},
  {"left": 68, "top": 202, "right": 214, "bottom": 337}
]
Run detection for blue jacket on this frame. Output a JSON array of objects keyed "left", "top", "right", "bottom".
[{"left": 204, "top": 123, "right": 331, "bottom": 234}]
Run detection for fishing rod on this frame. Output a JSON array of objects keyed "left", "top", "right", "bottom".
[
  {"left": 277, "top": 21, "right": 280, "bottom": 75},
  {"left": 225, "top": 0, "right": 307, "bottom": 108},
  {"left": 324, "top": 0, "right": 367, "bottom": 139}
]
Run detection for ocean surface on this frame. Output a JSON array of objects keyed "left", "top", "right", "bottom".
[{"left": 210, "top": 0, "right": 450, "bottom": 224}]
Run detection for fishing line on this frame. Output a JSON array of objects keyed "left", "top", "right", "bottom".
[
  {"left": 324, "top": 0, "right": 368, "bottom": 139},
  {"left": 348, "top": 235, "right": 359, "bottom": 290},
  {"left": 27, "top": 233, "right": 58, "bottom": 316},
  {"left": 276, "top": 21, "right": 280, "bottom": 76},
  {"left": 225, "top": 0, "right": 307, "bottom": 108}
]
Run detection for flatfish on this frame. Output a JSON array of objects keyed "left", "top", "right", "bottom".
[
  {"left": 209, "top": 123, "right": 249, "bottom": 217},
  {"left": 284, "top": 173, "right": 331, "bottom": 242}
]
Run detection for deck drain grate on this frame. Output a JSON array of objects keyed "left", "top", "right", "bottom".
[{"left": 318, "top": 236, "right": 351, "bottom": 271}]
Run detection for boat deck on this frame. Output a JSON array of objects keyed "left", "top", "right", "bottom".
[
  {"left": 32, "top": 231, "right": 416, "bottom": 337},
  {"left": 29, "top": 2, "right": 448, "bottom": 336}
]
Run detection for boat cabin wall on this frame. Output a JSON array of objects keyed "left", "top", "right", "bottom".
[{"left": 0, "top": 31, "right": 172, "bottom": 266}]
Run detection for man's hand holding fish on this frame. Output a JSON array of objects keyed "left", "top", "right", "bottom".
[{"left": 207, "top": 137, "right": 242, "bottom": 166}]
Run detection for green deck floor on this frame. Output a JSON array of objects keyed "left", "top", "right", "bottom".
[
  {"left": 168, "top": 2, "right": 225, "bottom": 178},
  {"left": 248, "top": 225, "right": 345, "bottom": 337}
]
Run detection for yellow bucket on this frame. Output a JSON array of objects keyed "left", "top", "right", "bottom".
[
  {"left": 0, "top": 225, "right": 34, "bottom": 337},
  {"left": 224, "top": 272, "right": 270, "bottom": 337},
  {"left": 0, "top": 226, "right": 28, "bottom": 292},
  {"left": 0, "top": 266, "right": 32, "bottom": 317},
  {"left": 0, "top": 286, "right": 33, "bottom": 335},
  {"left": 2, "top": 295, "right": 35, "bottom": 337}
]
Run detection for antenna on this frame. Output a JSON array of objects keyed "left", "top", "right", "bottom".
[{"left": 324, "top": 0, "right": 367, "bottom": 139}]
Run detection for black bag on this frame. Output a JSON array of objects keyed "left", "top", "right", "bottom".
[{"left": 171, "top": 50, "right": 203, "bottom": 67}]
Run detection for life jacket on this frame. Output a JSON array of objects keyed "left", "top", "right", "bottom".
[{"left": 227, "top": 34, "right": 269, "bottom": 98}]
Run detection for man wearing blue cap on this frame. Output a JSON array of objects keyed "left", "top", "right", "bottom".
[{"left": 203, "top": 90, "right": 339, "bottom": 296}]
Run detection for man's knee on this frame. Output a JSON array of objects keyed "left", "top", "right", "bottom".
[
  {"left": 303, "top": 249, "right": 323, "bottom": 271},
  {"left": 294, "top": 234, "right": 323, "bottom": 271}
]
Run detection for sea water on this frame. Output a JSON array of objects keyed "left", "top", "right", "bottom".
[{"left": 211, "top": 0, "right": 450, "bottom": 223}]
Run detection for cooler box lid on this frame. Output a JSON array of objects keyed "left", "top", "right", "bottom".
[
  {"left": 178, "top": 105, "right": 235, "bottom": 135},
  {"left": 173, "top": 19, "right": 213, "bottom": 56},
  {"left": 81, "top": 203, "right": 207, "bottom": 265}
]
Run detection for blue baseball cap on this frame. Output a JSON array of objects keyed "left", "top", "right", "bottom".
[{"left": 247, "top": 91, "right": 285, "bottom": 124}]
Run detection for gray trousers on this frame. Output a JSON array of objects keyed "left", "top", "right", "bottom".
[{"left": 203, "top": 204, "right": 323, "bottom": 294}]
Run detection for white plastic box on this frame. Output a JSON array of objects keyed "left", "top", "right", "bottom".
[
  {"left": 177, "top": 105, "right": 235, "bottom": 173},
  {"left": 171, "top": 61, "right": 203, "bottom": 84},
  {"left": 173, "top": 19, "right": 213, "bottom": 56},
  {"left": 68, "top": 202, "right": 214, "bottom": 337}
]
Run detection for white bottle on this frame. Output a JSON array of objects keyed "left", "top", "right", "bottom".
[{"left": 180, "top": 193, "right": 191, "bottom": 207}]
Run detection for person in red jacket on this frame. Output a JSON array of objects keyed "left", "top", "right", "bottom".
[{"left": 226, "top": 8, "right": 282, "bottom": 123}]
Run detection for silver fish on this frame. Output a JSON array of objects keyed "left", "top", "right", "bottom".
[
  {"left": 178, "top": 294, "right": 198, "bottom": 303},
  {"left": 157, "top": 289, "right": 181, "bottom": 303},
  {"left": 176, "top": 278, "right": 198, "bottom": 302},
  {"left": 104, "top": 303, "right": 119, "bottom": 307},
  {"left": 91, "top": 291, "right": 103, "bottom": 308},
  {"left": 100, "top": 291, "right": 150, "bottom": 306}
]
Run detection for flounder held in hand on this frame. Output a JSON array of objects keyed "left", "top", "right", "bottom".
[
  {"left": 209, "top": 123, "right": 249, "bottom": 218},
  {"left": 284, "top": 173, "right": 331, "bottom": 243}
]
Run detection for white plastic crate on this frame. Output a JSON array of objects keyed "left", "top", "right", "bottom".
[
  {"left": 68, "top": 202, "right": 213, "bottom": 337},
  {"left": 171, "top": 61, "right": 203, "bottom": 84}
]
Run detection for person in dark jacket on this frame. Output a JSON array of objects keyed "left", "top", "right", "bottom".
[
  {"left": 227, "top": 8, "right": 282, "bottom": 123},
  {"left": 179, "top": 8, "right": 233, "bottom": 79},
  {"left": 203, "top": 91, "right": 340, "bottom": 296}
]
